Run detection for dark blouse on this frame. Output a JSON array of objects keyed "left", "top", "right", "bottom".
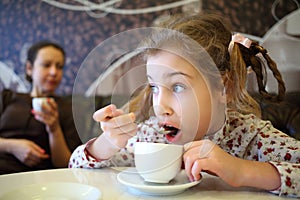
[{"left": 0, "top": 89, "right": 82, "bottom": 174}]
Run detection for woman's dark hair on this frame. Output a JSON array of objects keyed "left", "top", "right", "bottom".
[{"left": 25, "top": 40, "right": 65, "bottom": 82}]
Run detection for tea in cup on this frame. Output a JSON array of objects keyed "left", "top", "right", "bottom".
[{"left": 134, "top": 142, "right": 183, "bottom": 183}]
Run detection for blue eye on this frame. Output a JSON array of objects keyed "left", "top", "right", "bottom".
[
  {"left": 173, "top": 84, "right": 185, "bottom": 93},
  {"left": 149, "top": 84, "right": 159, "bottom": 94}
]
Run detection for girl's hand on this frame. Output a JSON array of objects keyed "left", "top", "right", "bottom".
[
  {"left": 8, "top": 139, "right": 49, "bottom": 167},
  {"left": 32, "top": 98, "right": 60, "bottom": 134},
  {"left": 93, "top": 104, "right": 137, "bottom": 150},
  {"left": 183, "top": 139, "right": 243, "bottom": 187}
]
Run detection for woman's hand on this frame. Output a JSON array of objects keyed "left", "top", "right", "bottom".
[
  {"left": 6, "top": 139, "right": 49, "bottom": 167},
  {"left": 32, "top": 98, "right": 71, "bottom": 167},
  {"left": 89, "top": 104, "right": 137, "bottom": 159},
  {"left": 32, "top": 98, "right": 60, "bottom": 134}
]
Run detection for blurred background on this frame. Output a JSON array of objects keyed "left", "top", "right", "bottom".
[{"left": 0, "top": 0, "right": 299, "bottom": 95}]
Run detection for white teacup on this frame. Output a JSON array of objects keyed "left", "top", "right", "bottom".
[
  {"left": 32, "top": 97, "right": 52, "bottom": 112},
  {"left": 134, "top": 142, "right": 183, "bottom": 183}
]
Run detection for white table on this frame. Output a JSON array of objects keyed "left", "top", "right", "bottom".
[{"left": 0, "top": 167, "right": 292, "bottom": 200}]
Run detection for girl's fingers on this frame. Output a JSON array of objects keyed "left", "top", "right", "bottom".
[
  {"left": 183, "top": 148, "right": 199, "bottom": 181},
  {"left": 109, "top": 113, "right": 135, "bottom": 127},
  {"left": 105, "top": 121, "right": 137, "bottom": 137},
  {"left": 184, "top": 154, "right": 208, "bottom": 182},
  {"left": 184, "top": 140, "right": 215, "bottom": 159},
  {"left": 184, "top": 139, "right": 210, "bottom": 151},
  {"left": 100, "top": 113, "right": 136, "bottom": 133},
  {"left": 183, "top": 140, "right": 216, "bottom": 182},
  {"left": 191, "top": 160, "right": 204, "bottom": 181},
  {"left": 93, "top": 104, "right": 122, "bottom": 122}
]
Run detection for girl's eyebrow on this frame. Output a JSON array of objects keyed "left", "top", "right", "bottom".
[
  {"left": 147, "top": 71, "right": 193, "bottom": 80},
  {"left": 167, "top": 71, "right": 193, "bottom": 78}
]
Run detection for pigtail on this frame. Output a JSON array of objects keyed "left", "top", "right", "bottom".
[
  {"left": 241, "top": 41, "right": 286, "bottom": 101},
  {"left": 228, "top": 43, "right": 261, "bottom": 117}
]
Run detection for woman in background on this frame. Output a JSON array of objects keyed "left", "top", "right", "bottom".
[{"left": 0, "top": 40, "right": 81, "bottom": 174}]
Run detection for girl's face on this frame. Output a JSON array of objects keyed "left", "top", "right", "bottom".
[
  {"left": 26, "top": 46, "right": 64, "bottom": 96},
  {"left": 146, "top": 51, "right": 212, "bottom": 144}
]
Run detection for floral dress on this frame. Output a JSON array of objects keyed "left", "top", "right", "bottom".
[{"left": 69, "top": 110, "right": 300, "bottom": 197}]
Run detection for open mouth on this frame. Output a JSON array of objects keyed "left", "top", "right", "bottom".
[
  {"left": 163, "top": 125, "right": 179, "bottom": 136},
  {"left": 160, "top": 124, "right": 181, "bottom": 142}
]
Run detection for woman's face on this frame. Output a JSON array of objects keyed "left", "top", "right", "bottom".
[
  {"left": 26, "top": 46, "right": 64, "bottom": 96},
  {"left": 146, "top": 51, "right": 212, "bottom": 144}
]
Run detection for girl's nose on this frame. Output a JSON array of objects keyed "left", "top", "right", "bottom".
[{"left": 153, "top": 87, "right": 173, "bottom": 116}]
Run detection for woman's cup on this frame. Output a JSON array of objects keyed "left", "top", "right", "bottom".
[
  {"left": 32, "top": 97, "right": 52, "bottom": 112},
  {"left": 134, "top": 142, "right": 183, "bottom": 183}
]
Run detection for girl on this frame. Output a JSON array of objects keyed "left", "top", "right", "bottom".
[
  {"left": 0, "top": 40, "right": 81, "bottom": 174},
  {"left": 69, "top": 14, "right": 299, "bottom": 197}
]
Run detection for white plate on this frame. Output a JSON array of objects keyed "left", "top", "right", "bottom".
[
  {"left": 0, "top": 182, "right": 101, "bottom": 200},
  {"left": 117, "top": 168, "right": 201, "bottom": 196}
]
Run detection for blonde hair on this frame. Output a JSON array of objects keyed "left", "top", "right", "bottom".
[{"left": 128, "top": 13, "right": 285, "bottom": 119}]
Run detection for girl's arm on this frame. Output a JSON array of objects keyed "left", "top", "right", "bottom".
[
  {"left": 69, "top": 138, "right": 135, "bottom": 168},
  {"left": 183, "top": 140, "right": 281, "bottom": 190}
]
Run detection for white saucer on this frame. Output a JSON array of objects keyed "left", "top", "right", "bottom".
[
  {"left": 0, "top": 182, "right": 101, "bottom": 200},
  {"left": 117, "top": 168, "right": 201, "bottom": 196}
]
